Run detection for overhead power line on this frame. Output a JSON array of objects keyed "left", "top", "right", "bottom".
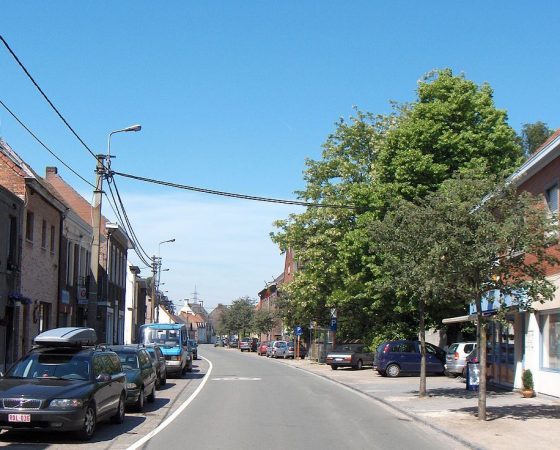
[
  {"left": 0, "top": 35, "right": 98, "bottom": 161},
  {"left": 112, "top": 171, "right": 356, "bottom": 209},
  {"left": 0, "top": 98, "right": 96, "bottom": 189}
]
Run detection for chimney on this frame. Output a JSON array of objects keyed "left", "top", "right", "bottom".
[{"left": 46, "top": 166, "right": 58, "bottom": 176}]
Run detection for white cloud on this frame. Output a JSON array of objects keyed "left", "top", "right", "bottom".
[{"left": 115, "top": 191, "right": 301, "bottom": 310}]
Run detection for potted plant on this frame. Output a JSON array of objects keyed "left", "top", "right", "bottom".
[{"left": 521, "top": 369, "right": 535, "bottom": 398}]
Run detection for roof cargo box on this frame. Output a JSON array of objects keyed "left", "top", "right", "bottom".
[{"left": 33, "top": 327, "right": 97, "bottom": 347}]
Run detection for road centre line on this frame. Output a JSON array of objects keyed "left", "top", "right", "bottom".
[
  {"left": 212, "top": 377, "right": 261, "bottom": 381},
  {"left": 126, "top": 355, "right": 213, "bottom": 450}
]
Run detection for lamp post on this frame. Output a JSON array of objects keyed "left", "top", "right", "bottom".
[
  {"left": 88, "top": 124, "right": 141, "bottom": 333},
  {"left": 152, "top": 238, "right": 175, "bottom": 322}
]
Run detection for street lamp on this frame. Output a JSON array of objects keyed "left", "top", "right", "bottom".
[
  {"left": 88, "top": 123, "right": 142, "bottom": 334},
  {"left": 107, "top": 124, "right": 142, "bottom": 170},
  {"left": 153, "top": 238, "right": 175, "bottom": 322}
]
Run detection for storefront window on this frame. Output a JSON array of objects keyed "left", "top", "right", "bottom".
[{"left": 541, "top": 311, "right": 560, "bottom": 371}]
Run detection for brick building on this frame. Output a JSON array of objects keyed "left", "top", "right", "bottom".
[{"left": 0, "top": 141, "right": 66, "bottom": 357}]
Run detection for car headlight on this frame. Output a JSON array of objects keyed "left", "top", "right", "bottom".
[
  {"left": 170, "top": 355, "right": 180, "bottom": 361},
  {"left": 50, "top": 399, "right": 83, "bottom": 409},
  {"left": 126, "top": 382, "right": 138, "bottom": 389}
]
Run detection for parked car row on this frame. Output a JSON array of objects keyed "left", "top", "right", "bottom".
[{"left": 0, "top": 327, "right": 197, "bottom": 442}]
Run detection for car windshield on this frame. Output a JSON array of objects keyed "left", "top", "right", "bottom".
[
  {"left": 116, "top": 353, "right": 139, "bottom": 369},
  {"left": 141, "top": 329, "right": 180, "bottom": 347},
  {"left": 6, "top": 352, "right": 91, "bottom": 380}
]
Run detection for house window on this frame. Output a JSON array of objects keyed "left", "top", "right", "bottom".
[
  {"left": 66, "top": 241, "right": 74, "bottom": 286},
  {"left": 541, "top": 311, "right": 560, "bottom": 371},
  {"left": 8, "top": 215, "right": 18, "bottom": 268},
  {"left": 25, "top": 211, "right": 34, "bottom": 242},
  {"left": 50, "top": 225, "right": 55, "bottom": 253},
  {"left": 39, "top": 302, "right": 51, "bottom": 333},
  {"left": 546, "top": 184, "right": 558, "bottom": 213},
  {"left": 41, "top": 220, "right": 47, "bottom": 249}
]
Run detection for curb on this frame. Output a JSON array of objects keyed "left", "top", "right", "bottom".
[{"left": 286, "top": 361, "right": 483, "bottom": 450}]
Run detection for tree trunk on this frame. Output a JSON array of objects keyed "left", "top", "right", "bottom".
[
  {"left": 476, "top": 296, "right": 487, "bottom": 421},
  {"left": 419, "top": 298, "right": 427, "bottom": 398}
]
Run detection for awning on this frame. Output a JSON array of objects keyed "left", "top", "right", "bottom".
[{"left": 442, "top": 314, "right": 476, "bottom": 324}]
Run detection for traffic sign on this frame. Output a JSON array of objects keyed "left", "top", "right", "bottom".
[
  {"left": 295, "top": 326, "right": 303, "bottom": 336},
  {"left": 329, "top": 318, "right": 337, "bottom": 331}
]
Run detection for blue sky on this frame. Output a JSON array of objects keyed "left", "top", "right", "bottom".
[{"left": 2, "top": 1, "right": 559, "bottom": 309}]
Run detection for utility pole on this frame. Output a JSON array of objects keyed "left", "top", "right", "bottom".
[
  {"left": 87, "top": 155, "right": 106, "bottom": 331},
  {"left": 151, "top": 256, "right": 158, "bottom": 323}
]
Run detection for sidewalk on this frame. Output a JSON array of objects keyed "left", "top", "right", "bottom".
[{"left": 277, "top": 357, "right": 560, "bottom": 450}]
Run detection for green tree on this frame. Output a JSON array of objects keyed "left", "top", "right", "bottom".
[
  {"left": 251, "top": 309, "right": 276, "bottom": 337},
  {"left": 222, "top": 297, "right": 255, "bottom": 343},
  {"left": 272, "top": 69, "right": 524, "bottom": 346},
  {"left": 372, "top": 170, "right": 557, "bottom": 417},
  {"left": 520, "top": 121, "right": 554, "bottom": 156}
]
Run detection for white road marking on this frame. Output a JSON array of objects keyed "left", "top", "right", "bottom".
[
  {"left": 212, "top": 377, "right": 261, "bottom": 381},
  {"left": 126, "top": 355, "right": 213, "bottom": 450}
]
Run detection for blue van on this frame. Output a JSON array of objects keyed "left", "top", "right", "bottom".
[{"left": 138, "top": 323, "right": 192, "bottom": 377}]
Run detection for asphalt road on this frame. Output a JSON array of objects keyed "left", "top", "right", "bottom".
[{"left": 143, "top": 345, "right": 465, "bottom": 450}]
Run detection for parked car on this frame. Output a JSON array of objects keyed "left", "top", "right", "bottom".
[
  {"left": 214, "top": 338, "right": 224, "bottom": 347},
  {"left": 239, "top": 337, "right": 258, "bottom": 352},
  {"left": 265, "top": 341, "right": 275, "bottom": 357},
  {"left": 257, "top": 341, "right": 269, "bottom": 356},
  {"left": 229, "top": 339, "right": 239, "bottom": 349},
  {"left": 107, "top": 345, "right": 157, "bottom": 412},
  {"left": 275, "top": 341, "right": 307, "bottom": 359},
  {"left": 373, "top": 340, "right": 446, "bottom": 377},
  {"left": 445, "top": 342, "right": 476, "bottom": 377},
  {"left": 269, "top": 340, "right": 288, "bottom": 358},
  {"left": 0, "top": 327, "right": 126, "bottom": 441},
  {"left": 188, "top": 340, "right": 198, "bottom": 360},
  {"left": 145, "top": 344, "right": 167, "bottom": 389},
  {"left": 326, "top": 344, "right": 373, "bottom": 370}
]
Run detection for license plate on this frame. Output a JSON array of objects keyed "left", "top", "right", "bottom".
[
  {"left": 335, "top": 358, "right": 343, "bottom": 361},
  {"left": 8, "top": 414, "right": 31, "bottom": 423}
]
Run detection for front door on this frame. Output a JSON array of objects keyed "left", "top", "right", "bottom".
[{"left": 491, "top": 318, "right": 515, "bottom": 386}]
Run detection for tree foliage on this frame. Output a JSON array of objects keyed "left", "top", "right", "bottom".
[
  {"left": 221, "top": 297, "right": 255, "bottom": 338},
  {"left": 251, "top": 308, "right": 276, "bottom": 336},
  {"left": 519, "top": 121, "right": 554, "bottom": 156},
  {"left": 272, "top": 69, "right": 524, "bottom": 347},
  {"left": 372, "top": 169, "right": 558, "bottom": 413}
]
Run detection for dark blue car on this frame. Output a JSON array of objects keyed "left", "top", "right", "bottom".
[{"left": 373, "top": 340, "right": 446, "bottom": 377}]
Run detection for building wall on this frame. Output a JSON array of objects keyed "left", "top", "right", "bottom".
[
  {"left": 0, "top": 187, "right": 23, "bottom": 371},
  {"left": 20, "top": 186, "right": 61, "bottom": 353},
  {"left": 515, "top": 139, "right": 560, "bottom": 397}
]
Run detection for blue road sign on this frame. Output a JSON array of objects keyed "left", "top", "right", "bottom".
[
  {"left": 329, "top": 318, "right": 337, "bottom": 332},
  {"left": 295, "top": 326, "right": 303, "bottom": 336}
]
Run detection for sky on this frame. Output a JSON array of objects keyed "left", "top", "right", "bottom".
[{"left": 2, "top": 1, "right": 560, "bottom": 310}]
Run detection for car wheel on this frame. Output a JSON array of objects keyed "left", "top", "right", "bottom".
[
  {"left": 76, "top": 403, "right": 96, "bottom": 440},
  {"left": 111, "top": 393, "right": 125, "bottom": 424},
  {"left": 330, "top": 365, "right": 338, "bottom": 370},
  {"left": 135, "top": 387, "right": 145, "bottom": 412},
  {"left": 147, "top": 384, "right": 156, "bottom": 403},
  {"left": 161, "top": 374, "right": 167, "bottom": 387},
  {"left": 461, "top": 367, "right": 467, "bottom": 378},
  {"left": 187, "top": 360, "right": 193, "bottom": 372},
  {"left": 386, "top": 363, "right": 400, "bottom": 377},
  {"left": 355, "top": 359, "right": 363, "bottom": 370}
]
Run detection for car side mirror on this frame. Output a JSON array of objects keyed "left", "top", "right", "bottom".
[{"left": 96, "top": 373, "right": 111, "bottom": 383}]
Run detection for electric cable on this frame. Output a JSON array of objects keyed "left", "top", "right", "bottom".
[
  {"left": 112, "top": 171, "right": 356, "bottom": 209},
  {"left": 110, "top": 176, "right": 152, "bottom": 262},
  {"left": 0, "top": 98, "right": 96, "bottom": 189},
  {"left": 1, "top": 35, "right": 98, "bottom": 161},
  {"left": 106, "top": 176, "right": 152, "bottom": 265}
]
